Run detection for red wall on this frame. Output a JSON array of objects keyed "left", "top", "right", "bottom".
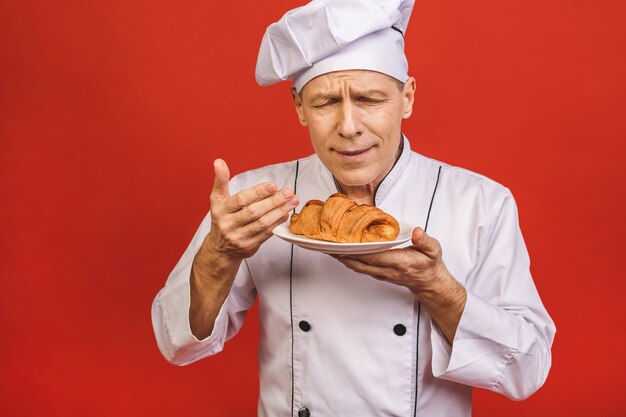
[{"left": 1, "top": 1, "right": 625, "bottom": 416}]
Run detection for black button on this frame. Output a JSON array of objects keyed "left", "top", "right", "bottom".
[
  {"left": 298, "top": 407, "right": 311, "bottom": 417},
  {"left": 299, "top": 320, "right": 311, "bottom": 332},
  {"left": 393, "top": 324, "right": 407, "bottom": 336}
]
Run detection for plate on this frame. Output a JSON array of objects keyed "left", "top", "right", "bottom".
[{"left": 272, "top": 220, "right": 414, "bottom": 254}]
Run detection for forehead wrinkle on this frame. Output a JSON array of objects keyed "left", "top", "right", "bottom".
[
  {"left": 305, "top": 80, "right": 349, "bottom": 102},
  {"left": 332, "top": 77, "right": 392, "bottom": 97}
]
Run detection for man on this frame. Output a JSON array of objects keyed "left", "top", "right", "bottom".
[{"left": 151, "top": 1, "right": 555, "bottom": 416}]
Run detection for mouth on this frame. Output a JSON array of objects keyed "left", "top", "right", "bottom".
[{"left": 334, "top": 146, "right": 373, "bottom": 160}]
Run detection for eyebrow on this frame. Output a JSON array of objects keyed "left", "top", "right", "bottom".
[
  {"left": 308, "top": 93, "right": 338, "bottom": 102},
  {"left": 353, "top": 89, "right": 388, "bottom": 97},
  {"left": 307, "top": 89, "right": 389, "bottom": 102}
]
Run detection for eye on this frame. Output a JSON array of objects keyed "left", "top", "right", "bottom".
[
  {"left": 312, "top": 98, "right": 340, "bottom": 108},
  {"left": 357, "top": 97, "right": 386, "bottom": 105}
]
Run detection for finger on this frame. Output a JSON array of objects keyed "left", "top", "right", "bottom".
[
  {"left": 241, "top": 206, "right": 295, "bottom": 248},
  {"left": 332, "top": 256, "right": 391, "bottom": 280},
  {"left": 411, "top": 227, "right": 441, "bottom": 258},
  {"left": 232, "top": 188, "right": 298, "bottom": 224},
  {"left": 341, "top": 246, "right": 424, "bottom": 267},
  {"left": 220, "top": 182, "right": 278, "bottom": 214},
  {"left": 238, "top": 195, "right": 299, "bottom": 237},
  {"left": 337, "top": 250, "right": 395, "bottom": 267},
  {"left": 211, "top": 159, "right": 231, "bottom": 202}
]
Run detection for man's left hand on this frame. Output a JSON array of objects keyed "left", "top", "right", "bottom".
[
  {"left": 332, "top": 227, "right": 447, "bottom": 294},
  {"left": 331, "top": 227, "right": 467, "bottom": 344}
]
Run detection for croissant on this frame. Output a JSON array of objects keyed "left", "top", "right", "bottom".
[{"left": 289, "top": 193, "right": 400, "bottom": 243}]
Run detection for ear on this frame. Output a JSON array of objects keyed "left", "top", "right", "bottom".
[
  {"left": 401, "top": 77, "right": 416, "bottom": 120},
  {"left": 290, "top": 87, "right": 308, "bottom": 126}
]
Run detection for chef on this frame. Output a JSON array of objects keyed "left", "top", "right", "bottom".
[{"left": 151, "top": 1, "right": 555, "bottom": 416}]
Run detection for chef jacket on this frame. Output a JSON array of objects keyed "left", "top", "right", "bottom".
[{"left": 152, "top": 136, "right": 555, "bottom": 417}]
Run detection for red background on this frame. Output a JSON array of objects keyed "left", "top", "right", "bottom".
[{"left": 1, "top": 1, "right": 625, "bottom": 416}]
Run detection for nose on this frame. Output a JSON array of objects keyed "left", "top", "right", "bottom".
[{"left": 337, "top": 101, "right": 362, "bottom": 139}]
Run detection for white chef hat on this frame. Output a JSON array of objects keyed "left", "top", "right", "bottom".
[{"left": 255, "top": 0, "right": 415, "bottom": 92}]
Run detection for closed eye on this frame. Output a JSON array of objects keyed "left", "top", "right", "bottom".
[
  {"left": 356, "top": 97, "right": 386, "bottom": 104},
  {"left": 311, "top": 98, "right": 340, "bottom": 108}
]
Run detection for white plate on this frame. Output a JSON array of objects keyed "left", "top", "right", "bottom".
[{"left": 272, "top": 220, "right": 414, "bottom": 254}]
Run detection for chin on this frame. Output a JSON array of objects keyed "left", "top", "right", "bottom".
[{"left": 333, "top": 169, "right": 376, "bottom": 187}]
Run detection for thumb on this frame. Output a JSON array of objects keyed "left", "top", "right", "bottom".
[
  {"left": 411, "top": 227, "right": 441, "bottom": 258},
  {"left": 212, "top": 158, "right": 231, "bottom": 200}
]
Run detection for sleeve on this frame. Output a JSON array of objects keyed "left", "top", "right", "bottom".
[
  {"left": 151, "top": 180, "right": 257, "bottom": 366},
  {"left": 430, "top": 189, "right": 556, "bottom": 400}
]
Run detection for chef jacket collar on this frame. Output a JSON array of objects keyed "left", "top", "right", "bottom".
[
  {"left": 372, "top": 134, "right": 411, "bottom": 206},
  {"left": 318, "top": 134, "right": 412, "bottom": 206}
]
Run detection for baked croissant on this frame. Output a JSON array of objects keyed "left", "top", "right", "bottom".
[{"left": 289, "top": 193, "right": 400, "bottom": 243}]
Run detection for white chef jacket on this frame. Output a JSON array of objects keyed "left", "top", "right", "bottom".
[{"left": 152, "top": 136, "right": 555, "bottom": 417}]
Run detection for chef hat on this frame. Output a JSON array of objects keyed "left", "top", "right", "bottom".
[{"left": 255, "top": 0, "right": 415, "bottom": 92}]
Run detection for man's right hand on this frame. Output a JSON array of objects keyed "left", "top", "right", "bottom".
[
  {"left": 189, "top": 159, "right": 299, "bottom": 340},
  {"left": 200, "top": 158, "right": 299, "bottom": 263}
]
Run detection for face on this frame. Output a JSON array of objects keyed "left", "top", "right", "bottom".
[{"left": 292, "top": 70, "right": 415, "bottom": 188}]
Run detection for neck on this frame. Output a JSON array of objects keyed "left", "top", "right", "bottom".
[
  {"left": 335, "top": 182, "right": 376, "bottom": 205},
  {"left": 334, "top": 138, "right": 403, "bottom": 206}
]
